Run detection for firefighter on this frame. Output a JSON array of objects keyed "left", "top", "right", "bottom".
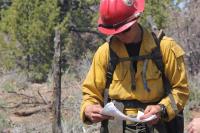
[{"left": 80, "top": 0, "right": 189, "bottom": 132}]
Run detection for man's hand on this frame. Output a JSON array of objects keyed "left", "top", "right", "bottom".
[
  {"left": 84, "top": 104, "right": 111, "bottom": 123},
  {"left": 139, "top": 105, "right": 161, "bottom": 125},
  {"left": 187, "top": 117, "right": 200, "bottom": 133}
]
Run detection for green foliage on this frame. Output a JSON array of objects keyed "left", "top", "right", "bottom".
[
  {"left": 2, "top": 82, "right": 14, "bottom": 92},
  {"left": 58, "top": 0, "right": 102, "bottom": 74},
  {"left": 0, "top": 0, "right": 60, "bottom": 82},
  {"left": 0, "top": 99, "right": 6, "bottom": 107},
  {"left": 184, "top": 75, "right": 200, "bottom": 122},
  {"left": 140, "top": 0, "right": 184, "bottom": 29},
  {"left": 188, "top": 77, "right": 200, "bottom": 108},
  {"left": 0, "top": 0, "right": 12, "bottom": 15},
  {"left": 0, "top": 111, "right": 10, "bottom": 131},
  {"left": 0, "top": 33, "right": 20, "bottom": 70},
  {"left": 0, "top": 100, "right": 10, "bottom": 130},
  {"left": 0, "top": 0, "right": 185, "bottom": 82}
]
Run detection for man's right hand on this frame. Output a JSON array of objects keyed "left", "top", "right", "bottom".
[{"left": 84, "top": 104, "right": 111, "bottom": 123}]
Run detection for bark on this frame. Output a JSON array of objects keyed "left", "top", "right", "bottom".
[{"left": 52, "top": 28, "right": 63, "bottom": 133}]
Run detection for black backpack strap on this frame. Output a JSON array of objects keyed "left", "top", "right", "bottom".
[
  {"left": 105, "top": 45, "right": 119, "bottom": 89},
  {"left": 100, "top": 36, "right": 119, "bottom": 133},
  {"left": 151, "top": 31, "right": 165, "bottom": 72},
  {"left": 151, "top": 31, "right": 179, "bottom": 115},
  {"left": 104, "top": 36, "right": 120, "bottom": 104}
]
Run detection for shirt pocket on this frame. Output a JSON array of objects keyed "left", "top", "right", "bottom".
[
  {"left": 146, "top": 63, "right": 161, "bottom": 80},
  {"left": 147, "top": 61, "right": 164, "bottom": 100},
  {"left": 112, "top": 62, "right": 128, "bottom": 81},
  {"left": 136, "top": 60, "right": 161, "bottom": 81},
  {"left": 136, "top": 60, "right": 164, "bottom": 101},
  {"left": 109, "top": 62, "right": 130, "bottom": 99}
]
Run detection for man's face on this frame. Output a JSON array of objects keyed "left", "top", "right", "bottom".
[{"left": 115, "top": 23, "right": 139, "bottom": 44}]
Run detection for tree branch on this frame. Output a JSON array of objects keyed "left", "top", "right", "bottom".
[{"left": 69, "top": 26, "right": 106, "bottom": 41}]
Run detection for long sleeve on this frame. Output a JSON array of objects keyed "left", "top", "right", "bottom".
[
  {"left": 80, "top": 43, "right": 109, "bottom": 123},
  {"left": 159, "top": 37, "right": 189, "bottom": 121}
]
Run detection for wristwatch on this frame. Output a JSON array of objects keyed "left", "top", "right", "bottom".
[{"left": 158, "top": 104, "right": 168, "bottom": 119}]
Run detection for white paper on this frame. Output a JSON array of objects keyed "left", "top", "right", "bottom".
[{"left": 101, "top": 102, "right": 157, "bottom": 123}]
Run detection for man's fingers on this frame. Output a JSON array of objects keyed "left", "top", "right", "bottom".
[
  {"left": 147, "top": 117, "right": 159, "bottom": 125},
  {"left": 91, "top": 113, "right": 103, "bottom": 123},
  {"left": 140, "top": 106, "right": 152, "bottom": 120},
  {"left": 144, "top": 106, "right": 151, "bottom": 114},
  {"left": 92, "top": 105, "right": 103, "bottom": 113},
  {"left": 98, "top": 114, "right": 111, "bottom": 120},
  {"left": 91, "top": 113, "right": 111, "bottom": 123},
  {"left": 140, "top": 105, "right": 161, "bottom": 120},
  {"left": 84, "top": 104, "right": 105, "bottom": 123},
  {"left": 140, "top": 111, "right": 153, "bottom": 120}
]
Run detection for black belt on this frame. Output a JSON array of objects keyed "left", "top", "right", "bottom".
[{"left": 114, "top": 99, "right": 159, "bottom": 109}]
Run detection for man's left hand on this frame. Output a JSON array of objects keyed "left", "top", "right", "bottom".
[{"left": 139, "top": 105, "right": 161, "bottom": 125}]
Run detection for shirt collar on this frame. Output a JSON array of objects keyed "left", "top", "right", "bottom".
[{"left": 110, "top": 27, "right": 157, "bottom": 57}]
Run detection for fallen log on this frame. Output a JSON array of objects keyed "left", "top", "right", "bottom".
[{"left": 14, "top": 104, "right": 51, "bottom": 116}]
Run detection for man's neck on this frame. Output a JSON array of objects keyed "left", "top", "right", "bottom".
[
  {"left": 134, "top": 24, "right": 142, "bottom": 43},
  {"left": 127, "top": 24, "right": 143, "bottom": 44}
]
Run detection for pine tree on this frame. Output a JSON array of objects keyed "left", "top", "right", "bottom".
[{"left": 0, "top": 0, "right": 59, "bottom": 82}]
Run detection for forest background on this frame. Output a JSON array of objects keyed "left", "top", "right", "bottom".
[{"left": 0, "top": 0, "right": 200, "bottom": 132}]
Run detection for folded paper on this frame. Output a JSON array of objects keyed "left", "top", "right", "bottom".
[{"left": 101, "top": 102, "right": 157, "bottom": 122}]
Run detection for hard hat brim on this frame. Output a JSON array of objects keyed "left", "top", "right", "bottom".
[{"left": 98, "top": 18, "right": 137, "bottom": 35}]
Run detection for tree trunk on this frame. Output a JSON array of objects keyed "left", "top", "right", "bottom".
[{"left": 52, "top": 28, "right": 62, "bottom": 133}]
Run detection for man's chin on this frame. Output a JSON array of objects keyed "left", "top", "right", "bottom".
[{"left": 118, "top": 38, "right": 133, "bottom": 44}]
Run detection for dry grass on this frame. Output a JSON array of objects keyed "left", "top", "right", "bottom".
[
  {"left": 0, "top": 58, "right": 200, "bottom": 133},
  {"left": 0, "top": 57, "right": 100, "bottom": 133},
  {"left": 184, "top": 74, "right": 200, "bottom": 124},
  {"left": 60, "top": 58, "right": 100, "bottom": 133}
]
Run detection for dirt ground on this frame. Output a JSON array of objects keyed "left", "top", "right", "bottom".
[
  {"left": 0, "top": 83, "right": 199, "bottom": 133},
  {"left": 0, "top": 83, "right": 69, "bottom": 133}
]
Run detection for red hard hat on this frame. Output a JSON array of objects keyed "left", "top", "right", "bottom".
[{"left": 98, "top": 0, "right": 145, "bottom": 35}]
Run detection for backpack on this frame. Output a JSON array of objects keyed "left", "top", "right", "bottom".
[{"left": 100, "top": 30, "right": 183, "bottom": 133}]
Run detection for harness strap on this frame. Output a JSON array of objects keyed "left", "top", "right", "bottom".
[
  {"left": 119, "top": 54, "right": 160, "bottom": 93},
  {"left": 101, "top": 30, "right": 180, "bottom": 133},
  {"left": 118, "top": 54, "right": 157, "bottom": 62},
  {"left": 130, "top": 60, "right": 136, "bottom": 90},
  {"left": 105, "top": 47, "right": 119, "bottom": 88},
  {"left": 114, "top": 99, "right": 159, "bottom": 109},
  {"left": 142, "top": 59, "right": 151, "bottom": 92},
  {"left": 151, "top": 32, "right": 179, "bottom": 115},
  {"left": 100, "top": 36, "right": 119, "bottom": 133}
]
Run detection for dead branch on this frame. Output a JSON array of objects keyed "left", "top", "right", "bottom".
[
  {"left": 14, "top": 104, "right": 51, "bottom": 116},
  {"left": 61, "top": 96, "right": 68, "bottom": 103},
  {"left": 0, "top": 105, "right": 7, "bottom": 111},
  {"left": 38, "top": 89, "right": 48, "bottom": 104},
  {"left": 7, "top": 91, "right": 45, "bottom": 104},
  {"left": 1, "top": 102, "right": 22, "bottom": 108},
  {"left": 0, "top": 101, "right": 47, "bottom": 109},
  {"left": 69, "top": 26, "right": 106, "bottom": 41},
  {"left": 7, "top": 91, "right": 36, "bottom": 99}
]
